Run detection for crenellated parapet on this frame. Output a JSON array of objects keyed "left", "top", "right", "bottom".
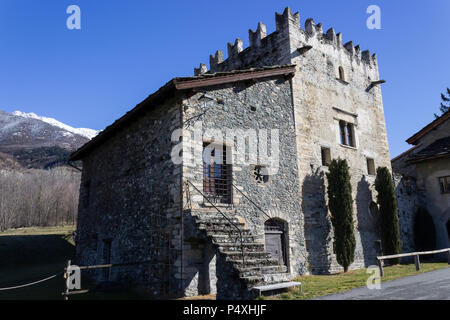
[
  {"left": 209, "top": 50, "right": 224, "bottom": 69},
  {"left": 249, "top": 22, "right": 267, "bottom": 47},
  {"left": 195, "top": 6, "right": 379, "bottom": 74},
  {"left": 227, "top": 38, "right": 243, "bottom": 57},
  {"left": 275, "top": 7, "right": 300, "bottom": 32},
  {"left": 194, "top": 63, "right": 207, "bottom": 76}
]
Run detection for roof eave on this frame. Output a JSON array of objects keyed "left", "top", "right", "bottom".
[
  {"left": 68, "top": 65, "right": 297, "bottom": 162},
  {"left": 406, "top": 111, "right": 450, "bottom": 145}
]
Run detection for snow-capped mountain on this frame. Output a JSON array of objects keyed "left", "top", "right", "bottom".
[
  {"left": 12, "top": 111, "right": 98, "bottom": 139},
  {"left": 0, "top": 110, "right": 99, "bottom": 169}
]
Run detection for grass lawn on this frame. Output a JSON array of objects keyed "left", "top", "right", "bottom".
[
  {"left": 264, "top": 262, "right": 449, "bottom": 300},
  {"left": 2, "top": 226, "right": 448, "bottom": 300}
]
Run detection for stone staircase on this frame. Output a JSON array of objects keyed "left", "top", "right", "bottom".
[{"left": 191, "top": 210, "right": 291, "bottom": 298}]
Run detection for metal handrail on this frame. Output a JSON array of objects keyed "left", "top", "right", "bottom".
[
  {"left": 231, "top": 182, "right": 272, "bottom": 222},
  {"left": 184, "top": 179, "right": 246, "bottom": 266}
]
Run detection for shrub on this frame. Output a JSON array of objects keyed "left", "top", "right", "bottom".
[
  {"left": 375, "top": 167, "right": 402, "bottom": 264},
  {"left": 326, "top": 158, "right": 356, "bottom": 272}
]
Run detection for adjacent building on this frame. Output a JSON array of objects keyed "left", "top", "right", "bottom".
[{"left": 392, "top": 111, "right": 450, "bottom": 253}]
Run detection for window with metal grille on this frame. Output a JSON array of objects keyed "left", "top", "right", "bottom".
[
  {"left": 202, "top": 143, "right": 232, "bottom": 204},
  {"left": 439, "top": 176, "right": 450, "bottom": 194}
]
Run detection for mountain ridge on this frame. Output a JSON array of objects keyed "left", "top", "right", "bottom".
[{"left": 0, "top": 110, "right": 98, "bottom": 169}]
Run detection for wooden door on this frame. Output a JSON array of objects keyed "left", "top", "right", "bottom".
[{"left": 265, "top": 231, "right": 285, "bottom": 266}]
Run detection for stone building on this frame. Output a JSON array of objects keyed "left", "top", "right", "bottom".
[
  {"left": 70, "top": 7, "right": 393, "bottom": 299},
  {"left": 392, "top": 111, "right": 450, "bottom": 254}
]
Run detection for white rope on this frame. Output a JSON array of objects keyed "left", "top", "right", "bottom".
[{"left": 0, "top": 272, "right": 63, "bottom": 291}]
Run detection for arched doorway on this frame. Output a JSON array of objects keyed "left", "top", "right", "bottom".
[{"left": 264, "top": 219, "right": 287, "bottom": 267}]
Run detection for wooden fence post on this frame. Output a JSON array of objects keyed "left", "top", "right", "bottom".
[
  {"left": 377, "top": 259, "right": 384, "bottom": 277},
  {"left": 414, "top": 255, "right": 420, "bottom": 271}
]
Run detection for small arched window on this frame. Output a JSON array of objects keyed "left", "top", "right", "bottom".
[{"left": 338, "top": 66, "right": 345, "bottom": 81}]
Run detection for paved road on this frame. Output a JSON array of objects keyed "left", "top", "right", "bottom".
[{"left": 315, "top": 267, "right": 450, "bottom": 300}]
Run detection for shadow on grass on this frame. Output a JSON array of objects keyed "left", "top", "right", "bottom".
[
  {"left": 0, "top": 233, "right": 75, "bottom": 300},
  {"left": 0, "top": 233, "right": 154, "bottom": 300}
]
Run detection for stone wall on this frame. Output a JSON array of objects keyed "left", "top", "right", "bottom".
[
  {"left": 180, "top": 75, "right": 309, "bottom": 293},
  {"left": 394, "top": 174, "right": 420, "bottom": 259},
  {"left": 75, "top": 98, "right": 183, "bottom": 297},
  {"left": 196, "top": 7, "right": 392, "bottom": 273},
  {"left": 415, "top": 158, "right": 450, "bottom": 250},
  {"left": 288, "top": 10, "right": 390, "bottom": 272}
]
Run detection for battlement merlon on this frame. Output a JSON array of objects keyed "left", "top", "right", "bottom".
[
  {"left": 194, "top": 63, "right": 207, "bottom": 76},
  {"left": 197, "top": 6, "right": 379, "bottom": 74},
  {"left": 275, "top": 7, "right": 300, "bottom": 33},
  {"left": 249, "top": 22, "right": 267, "bottom": 47}
]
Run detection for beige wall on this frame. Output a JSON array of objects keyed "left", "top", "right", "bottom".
[
  {"left": 416, "top": 158, "right": 450, "bottom": 248},
  {"left": 287, "top": 19, "right": 392, "bottom": 271}
]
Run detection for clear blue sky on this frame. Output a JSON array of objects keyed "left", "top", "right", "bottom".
[{"left": 0, "top": 0, "right": 449, "bottom": 158}]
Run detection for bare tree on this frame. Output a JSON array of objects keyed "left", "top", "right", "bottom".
[{"left": 0, "top": 167, "right": 80, "bottom": 231}]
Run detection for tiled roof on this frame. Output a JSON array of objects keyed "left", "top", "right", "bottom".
[
  {"left": 406, "top": 136, "right": 450, "bottom": 163},
  {"left": 69, "top": 65, "right": 296, "bottom": 161}
]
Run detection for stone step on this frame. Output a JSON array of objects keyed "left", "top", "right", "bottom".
[
  {"left": 199, "top": 225, "right": 249, "bottom": 235},
  {"left": 211, "top": 234, "right": 259, "bottom": 244},
  {"left": 230, "top": 258, "right": 280, "bottom": 267},
  {"left": 237, "top": 265, "right": 287, "bottom": 277},
  {"left": 261, "top": 265, "right": 287, "bottom": 274},
  {"left": 194, "top": 215, "right": 240, "bottom": 223},
  {"left": 222, "top": 250, "right": 272, "bottom": 261},
  {"left": 190, "top": 209, "right": 292, "bottom": 294},
  {"left": 217, "top": 243, "right": 265, "bottom": 253},
  {"left": 241, "top": 276, "right": 265, "bottom": 288},
  {"left": 191, "top": 208, "right": 237, "bottom": 214},
  {"left": 196, "top": 221, "right": 245, "bottom": 229}
]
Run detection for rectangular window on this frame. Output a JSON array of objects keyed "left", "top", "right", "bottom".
[
  {"left": 367, "top": 158, "right": 376, "bottom": 175},
  {"left": 339, "top": 120, "right": 356, "bottom": 147},
  {"left": 321, "top": 147, "right": 331, "bottom": 166},
  {"left": 347, "top": 123, "right": 355, "bottom": 147},
  {"left": 339, "top": 121, "right": 347, "bottom": 145},
  {"left": 202, "top": 143, "right": 232, "bottom": 204},
  {"left": 439, "top": 176, "right": 450, "bottom": 194}
]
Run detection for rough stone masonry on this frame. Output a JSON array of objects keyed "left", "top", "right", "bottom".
[{"left": 70, "top": 7, "right": 410, "bottom": 299}]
